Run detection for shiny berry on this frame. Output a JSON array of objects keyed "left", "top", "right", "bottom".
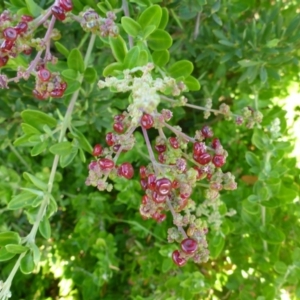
[
  {"left": 118, "top": 162, "right": 134, "bottom": 179},
  {"left": 32, "top": 89, "right": 46, "bottom": 100},
  {"left": 140, "top": 178, "right": 148, "bottom": 190},
  {"left": 201, "top": 125, "right": 213, "bottom": 138},
  {"left": 158, "top": 153, "right": 165, "bottom": 163},
  {"left": 152, "top": 212, "right": 166, "bottom": 223},
  {"left": 113, "top": 122, "right": 124, "bottom": 134},
  {"left": 0, "top": 56, "right": 9, "bottom": 67},
  {"left": 181, "top": 238, "right": 198, "bottom": 254},
  {"left": 60, "top": 82, "right": 67, "bottom": 91},
  {"left": 105, "top": 132, "right": 116, "bottom": 146},
  {"left": 14, "top": 22, "right": 28, "bottom": 34},
  {"left": 139, "top": 166, "right": 147, "bottom": 178},
  {"left": 194, "top": 167, "right": 206, "bottom": 180},
  {"left": 152, "top": 191, "right": 167, "bottom": 204},
  {"left": 196, "top": 153, "right": 212, "bottom": 165},
  {"left": 21, "top": 15, "right": 33, "bottom": 22},
  {"left": 212, "top": 138, "right": 221, "bottom": 149},
  {"left": 212, "top": 154, "right": 225, "bottom": 168},
  {"left": 3, "top": 27, "right": 18, "bottom": 41},
  {"left": 155, "top": 144, "right": 166, "bottom": 153},
  {"left": 92, "top": 144, "right": 102, "bottom": 156},
  {"left": 59, "top": 0, "right": 73, "bottom": 12},
  {"left": 193, "top": 142, "right": 206, "bottom": 156},
  {"left": 141, "top": 113, "right": 154, "bottom": 129},
  {"left": 51, "top": 6, "right": 66, "bottom": 21},
  {"left": 155, "top": 178, "right": 172, "bottom": 196},
  {"left": 38, "top": 68, "right": 51, "bottom": 82},
  {"left": 169, "top": 137, "right": 179, "bottom": 149},
  {"left": 23, "top": 48, "right": 32, "bottom": 55},
  {"left": 147, "top": 174, "right": 156, "bottom": 190},
  {"left": 1, "top": 40, "right": 14, "bottom": 51},
  {"left": 172, "top": 180, "right": 180, "bottom": 189},
  {"left": 172, "top": 250, "right": 186, "bottom": 267},
  {"left": 112, "top": 144, "right": 121, "bottom": 152},
  {"left": 50, "top": 89, "right": 64, "bottom": 98},
  {"left": 98, "top": 158, "right": 114, "bottom": 170},
  {"left": 142, "top": 195, "right": 149, "bottom": 205}
]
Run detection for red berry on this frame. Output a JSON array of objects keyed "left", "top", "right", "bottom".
[
  {"left": 114, "top": 114, "right": 125, "bottom": 122},
  {"left": 147, "top": 174, "right": 156, "bottom": 190},
  {"left": 193, "top": 142, "right": 206, "bottom": 156},
  {"left": 155, "top": 144, "right": 166, "bottom": 153},
  {"left": 169, "top": 137, "right": 179, "bottom": 149},
  {"left": 113, "top": 122, "right": 124, "bottom": 134},
  {"left": 118, "top": 162, "right": 134, "bottom": 179},
  {"left": 196, "top": 153, "right": 212, "bottom": 165},
  {"left": 193, "top": 167, "right": 206, "bottom": 180},
  {"left": 172, "top": 250, "right": 186, "bottom": 267},
  {"left": 92, "top": 144, "right": 102, "bottom": 156},
  {"left": 38, "top": 68, "right": 51, "bottom": 82},
  {"left": 1, "top": 40, "right": 14, "bottom": 51},
  {"left": 0, "top": 56, "right": 9, "bottom": 67},
  {"left": 98, "top": 158, "right": 114, "bottom": 170},
  {"left": 177, "top": 197, "right": 188, "bottom": 212},
  {"left": 212, "top": 154, "right": 225, "bottom": 168},
  {"left": 3, "top": 27, "right": 18, "bottom": 41},
  {"left": 23, "top": 48, "right": 32, "bottom": 55},
  {"left": 51, "top": 5, "right": 66, "bottom": 21},
  {"left": 181, "top": 238, "right": 198, "bottom": 254},
  {"left": 140, "top": 178, "right": 148, "bottom": 190},
  {"left": 60, "top": 82, "right": 67, "bottom": 91},
  {"left": 172, "top": 180, "right": 180, "bottom": 189},
  {"left": 112, "top": 144, "right": 121, "bottom": 152},
  {"left": 158, "top": 153, "right": 165, "bottom": 163},
  {"left": 59, "top": 0, "right": 73, "bottom": 12},
  {"left": 50, "top": 89, "right": 64, "bottom": 98},
  {"left": 141, "top": 113, "right": 154, "bottom": 129},
  {"left": 155, "top": 178, "right": 172, "bottom": 196},
  {"left": 152, "top": 191, "right": 167, "bottom": 204},
  {"left": 139, "top": 166, "right": 147, "bottom": 178},
  {"left": 142, "top": 195, "right": 149, "bottom": 205},
  {"left": 21, "top": 15, "right": 33, "bottom": 22},
  {"left": 212, "top": 138, "right": 221, "bottom": 149},
  {"left": 105, "top": 132, "right": 116, "bottom": 146},
  {"left": 14, "top": 22, "right": 28, "bottom": 34},
  {"left": 152, "top": 211, "right": 166, "bottom": 223},
  {"left": 201, "top": 125, "right": 213, "bottom": 138},
  {"left": 32, "top": 89, "right": 46, "bottom": 100}
]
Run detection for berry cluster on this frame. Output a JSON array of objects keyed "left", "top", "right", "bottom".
[
  {"left": 0, "top": 12, "right": 33, "bottom": 68},
  {"left": 51, "top": 0, "right": 73, "bottom": 21},
  {"left": 33, "top": 64, "right": 67, "bottom": 100}
]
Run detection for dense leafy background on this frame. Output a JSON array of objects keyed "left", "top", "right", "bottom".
[{"left": 0, "top": 0, "right": 300, "bottom": 299}]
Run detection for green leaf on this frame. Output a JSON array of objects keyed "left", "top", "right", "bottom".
[
  {"left": 64, "top": 80, "right": 81, "bottom": 95},
  {"left": 211, "top": 0, "right": 221, "bottom": 13},
  {"left": 266, "top": 39, "right": 279, "bottom": 48},
  {"left": 169, "top": 60, "right": 194, "bottom": 79},
  {"left": 21, "top": 110, "right": 57, "bottom": 131},
  {"left": 252, "top": 131, "right": 268, "bottom": 150},
  {"left": 0, "top": 248, "right": 16, "bottom": 262},
  {"left": 242, "top": 199, "right": 260, "bottom": 215},
  {"left": 121, "top": 16, "right": 141, "bottom": 37},
  {"left": 72, "top": 127, "right": 93, "bottom": 153},
  {"left": 209, "top": 234, "right": 225, "bottom": 259},
  {"left": 8, "top": 192, "right": 39, "bottom": 210},
  {"left": 21, "top": 123, "right": 41, "bottom": 135},
  {"left": 260, "top": 66, "right": 268, "bottom": 83},
  {"left": 137, "top": 50, "right": 148, "bottom": 66},
  {"left": 141, "top": 25, "right": 156, "bottom": 39},
  {"left": 109, "top": 36, "right": 128, "bottom": 62},
  {"left": 31, "top": 243, "right": 41, "bottom": 266},
  {"left": 0, "top": 231, "right": 21, "bottom": 246},
  {"left": 60, "top": 148, "right": 78, "bottom": 168},
  {"left": 20, "top": 252, "right": 35, "bottom": 274},
  {"left": 25, "top": 0, "right": 42, "bottom": 17},
  {"left": 124, "top": 46, "right": 140, "bottom": 69},
  {"left": 245, "top": 152, "right": 260, "bottom": 168},
  {"left": 5, "top": 244, "right": 29, "bottom": 254},
  {"left": 184, "top": 76, "right": 201, "bottom": 91},
  {"left": 84, "top": 67, "right": 98, "bottom": 84},
  {"left": 39, "top": 217, "right": 51, "bottom": 239},
  {"left": 55, "top": 42, "right": 70, "bottom": 57},
  {"left": 49, "top": 141, "right": 73, "bottom": 156},
  {"left": 103, "top": 62, "right": 124, "bottom": 76},
  {"left": 138, "top": 5, "right": 162, "bottom": 29},
  {"left": 62, "top": 69, "right": 79, "bottom": 80},
  {"left": 67, "top": 48, "right": 85, "bottom": 73},
  {"left": 238, "top": 59, "right": 261, "bottom": 68},
  {"left": 260, "top": 225, "right": 285, "bottom": 244},
  {"left": 274, "top": 261, "right": 288, "bottom": 274},
  {"left": 152, "top": 50, "right": 170, "bottom": 67},
  {"left": 23, "top": 172, "right": 47, "bottom": 191},
  {"left": 31, "top": 140, "right": 49, "bottom": 156},
  {"left": 158, "top": 7, "right": 169, "bottom": 30},
  {"left": 148, "top": 29, "right": 172, "bottom": 51},
  {"left": 129, "top": 0, "right": 151, "bottom": 5}
]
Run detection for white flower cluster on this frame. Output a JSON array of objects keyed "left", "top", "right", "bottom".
[{"left": 98, "top": 63, "right": 186, "bottom": 126}]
